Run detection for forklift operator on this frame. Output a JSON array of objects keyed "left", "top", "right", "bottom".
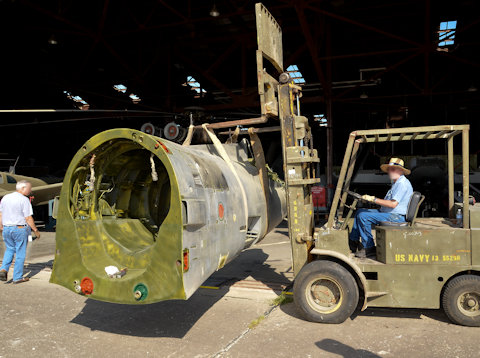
[{"left": 350, "top": 158, "right": 413, "bottom": 259}]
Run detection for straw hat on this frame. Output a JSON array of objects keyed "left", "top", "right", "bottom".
[{"left": 380, "top": 157, "right": 411, "bottom": 175}]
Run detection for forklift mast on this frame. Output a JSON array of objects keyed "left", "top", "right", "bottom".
[{"left": 255, "top": 3, "right": 320, "bottom": 275}]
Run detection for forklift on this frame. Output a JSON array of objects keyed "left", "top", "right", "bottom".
[
  {"left": 291, "top": 125, "right": 480, "bottom": 327},
  {"left": 255, "top": 3, "right": 480, "bottom": 326}
]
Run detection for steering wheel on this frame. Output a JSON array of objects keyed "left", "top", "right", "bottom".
[{"left": 346, "top": 190, "right": 365, "bottom": 201}]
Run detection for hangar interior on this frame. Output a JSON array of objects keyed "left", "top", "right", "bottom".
[{"left": 1, "top": 0, "right": 479, "bottom": 216}]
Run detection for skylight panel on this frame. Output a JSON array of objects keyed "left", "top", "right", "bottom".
[
  {"left": 184, "top": 76, "right": 207, "bottom": 97},
  {"left": 63, "top": 90, "right": 89, "bottom": 110},
  {"left": 286, "top": 65, "right": 306, "bottom": 84},
  {"left": 314, "top": 114, "right": 327, "bottom": 127},
  {"left": 113, "top": 84, "right": 127, "bottom": 93},
  {"left": 129, "top": 93, "right": 141, "bottom": 104},
  {"left": 438, "top": 20, "right": 457, "bottom": 47}
]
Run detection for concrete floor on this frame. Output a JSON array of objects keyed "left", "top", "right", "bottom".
[{"left": 1, "top": 224, "right": 479, "bottom": 358}]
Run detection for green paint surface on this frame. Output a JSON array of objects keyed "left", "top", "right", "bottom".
[{"left": 50, "top": 129, "right": 186, "bottom": 304}]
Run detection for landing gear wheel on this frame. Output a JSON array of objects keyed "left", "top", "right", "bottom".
[
  {"left": 293, "top": 260, "right": 359, "bottom": 324},
  {"left": 442, "top": 275, "right": 480, "bottom": 326}
]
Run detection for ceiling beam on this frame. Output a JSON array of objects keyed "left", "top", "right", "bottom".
[
  {"left": 20, "top": 0, "right": 94, "bottom": 37},
  {"left": 317, "top": 47, "right": 418, "bottom": 61},
  {"left": 106, "top": 4, "right": 291, "bottom": 38},
  {"left": 206, "top": 42, "right": 239, "bottom": 74},
  {"left": 305, "top": 4, "right": 422, "bottom": 48},
  {"left": 333, "top": 50, "right": 423, "bottom": 99},
  {"left": 156, "top": 0, "right": 187, "bottom": 21},
  {"left": 424, "top": 0, "right": 431, "bottom": 93},
  {"left": 176, "top": 51, "right": 239, "bottom": 99},
  {"left": 295, "top": 1, "right": 329, "bottom": 93}
]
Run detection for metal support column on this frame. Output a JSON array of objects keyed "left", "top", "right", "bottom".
[
  {"left": 326, "top": 98, "right": 334, "bottom": 202},
  {"left": 338, "top": 139, "right": 361, "bottom": 218},
  {"left": 462, "top": 129, "right": 470, "bottom": 228},
  {"left": 327, "top": 132, "right": 356, "bottom": 228},
  {"left": 448, "top": 135, "right": 454, "bottom": 218}
]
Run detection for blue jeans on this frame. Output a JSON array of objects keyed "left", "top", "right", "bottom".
[
  {"left": 350, "top": 209, "right": 405, "bottom": 249},
  {"left": 1, "top": 226, "right": 29, "bottom": 281}
]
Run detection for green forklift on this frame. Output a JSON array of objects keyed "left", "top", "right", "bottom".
[
  {"left": 289, "top": 125, "right": 480, "bottom": 327},
  {"left": 253, "top": 3, "right": 480, "bottom": 326}
]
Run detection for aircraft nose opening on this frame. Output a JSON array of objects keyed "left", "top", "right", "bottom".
[
  {"left": 51, "top": 132, "right": 186, "bottom": 303},
  {"left": 69, "top": 139, "right": 171, "bottom": 253},
  {"left": 97, "top": 148, "right": 171, "bottom": 237}
]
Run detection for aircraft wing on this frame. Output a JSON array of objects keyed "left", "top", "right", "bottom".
[
  {"left": 30, "top": 183, "right": 63, "bottom": 205},
  {"left": 0, "top": 182, "right": 63, "bottom": 206}
]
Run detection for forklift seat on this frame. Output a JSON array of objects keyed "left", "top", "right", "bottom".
[{"left": 379, "top": 191, "right": 425, "bottom": 227}]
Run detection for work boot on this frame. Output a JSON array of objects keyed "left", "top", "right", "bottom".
[
  {"left": 355, "top": 246, "right": 377, "bottom": 259},
  {"left": 0, "top": 269, "right": 7, "bottom": 282},
  {"left": 348, "top": 240, "right": 363, "bottom": 253},
  {"left": 348, "top": 240, "right": 359, "bottom": 253}
]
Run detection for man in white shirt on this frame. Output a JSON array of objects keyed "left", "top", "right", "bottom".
[{"left": 0, "top": 180, "right": 41, "bottom": 283}]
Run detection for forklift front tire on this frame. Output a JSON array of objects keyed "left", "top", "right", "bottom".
[
  {"left": 442, "top": 274, "right": 480, "bottom": 327},
  {"left": 293, "top": 260, "right": 359, "bottom": 324}
]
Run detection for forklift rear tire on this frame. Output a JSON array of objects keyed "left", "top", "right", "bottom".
[
  {"left": 293, "top": 260, "right": 359, "bottom": 324},
  {"left": 442, "top": 274, "right": 480, "bottom": 327}
]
